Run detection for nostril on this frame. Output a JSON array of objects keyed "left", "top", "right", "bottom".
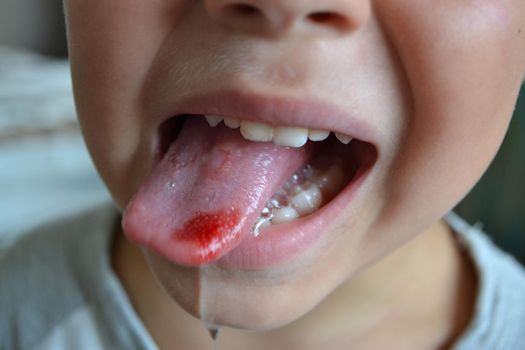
[
  {"left": 206, "top": 1, "right": 365, "bottom": 36},
  {"left": 308, "top": 11, "right": 349, "bottom": 30},
  {"left": 226, "top": 4, "right": 263, "bottom": 18}
]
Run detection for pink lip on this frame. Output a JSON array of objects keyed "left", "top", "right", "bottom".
[{"left": 150, "top": 90, "right": 378, "bottom": 269}]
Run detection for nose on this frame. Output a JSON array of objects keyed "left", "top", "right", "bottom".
[{"left": 204, "top": 0, "right": 370, "bottom": 37}]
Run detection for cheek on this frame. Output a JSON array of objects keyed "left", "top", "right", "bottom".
[
  {"left": 65, "top": 1, "right": 191, "bottom": 207},
  {"left": 370, "top": 1, "right": 525, "bottom": 242}
]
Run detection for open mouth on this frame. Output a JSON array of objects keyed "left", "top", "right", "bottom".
[
  {"left": 159, "top": 114, "right": 377, "bottom": 222},
  {"left": 123, "top": 110, "right": 377, "bottom": 269}
]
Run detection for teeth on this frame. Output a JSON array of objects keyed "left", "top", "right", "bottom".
[
  {"left": 240, "top": 120, "right": 274, "bottom": 142},
  {"left": 203, "top": 116, "right": 353, "bottom": 146},
  {"left": 224, "top": 117, "right": 241, "bottom": 129},
  {"left": 272, "top": 206, "right": 299, "bottom": 224},
  {"left": 252, "top": 160, "right": 348, "bottom": 234},
  {"left": 273, "top": 126, "right": 309, "bottom": 148},
  {"left": 308, "top": 129, "right": 330, "bottom": 141},
  {"left": 291, "top": 184, "right": 322, "bottom": 215},
  {"left": 335, "top": 132, "right": 353, "bottom": 144},
  {"left": 205, "top": 115, "right": 223, "bottom": 127}
]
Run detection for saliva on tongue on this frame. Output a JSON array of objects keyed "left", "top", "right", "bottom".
[{"left": 122, "top": 118, "right": 313, "bottom": 266}]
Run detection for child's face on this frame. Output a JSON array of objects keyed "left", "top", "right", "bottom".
[{"left": 65, "top": 0, "right": 525, "bottom": 330}]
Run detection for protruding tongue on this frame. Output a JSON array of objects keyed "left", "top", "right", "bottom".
[{"left": 123, "top": 118, "right": 312, "bottom": 266}]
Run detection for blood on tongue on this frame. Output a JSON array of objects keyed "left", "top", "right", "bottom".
[{"left": 172, "top": 209, "right": 241, "bottom": 263}]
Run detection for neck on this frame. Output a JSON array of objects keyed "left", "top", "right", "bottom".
[{"left": 112, "top": 219, "right": 476, "bottom": 350}]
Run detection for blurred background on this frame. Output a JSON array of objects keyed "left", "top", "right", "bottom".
[
  {"left": 0, "top": 0, "right": 109, "bottom": 253},
  {"left": 0, "top": 0, "right": 524, "bottom": 265}
]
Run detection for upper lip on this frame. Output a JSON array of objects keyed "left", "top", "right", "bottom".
[{"left": 159, "top": 89, "right": 379, "bottom": 145}]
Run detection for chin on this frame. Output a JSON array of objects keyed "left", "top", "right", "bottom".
[{"left": 143, "top": 246, "right": 340, "bottom": 331}]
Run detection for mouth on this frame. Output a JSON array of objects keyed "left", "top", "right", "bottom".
[{"left": 123, "top": 93, "right": 378, "bottom": 269}]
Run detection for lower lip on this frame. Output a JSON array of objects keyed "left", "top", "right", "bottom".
[{"left": 215, "top": 169, "right": 370, "bottom": 270}]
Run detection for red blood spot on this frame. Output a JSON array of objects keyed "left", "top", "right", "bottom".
[{"left": 172, "top": 209, "right": 241, "bottom": 263}]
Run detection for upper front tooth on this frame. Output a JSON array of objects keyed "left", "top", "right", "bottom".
[
  {"left": 308, "top": 129, "right": 330, "bottom": 141},
  {"left": 240, "top": 120, "right": 274, "bottom": 142},
  {"left": 335, "top": 132, "right": 353, "bottom": 144},
  {"left": 205, "top": 115, "right": 353, "bottom": 147},
  {"left": 224, "top": 117, "right": 241, "bottom": 129},
  {"left": 273, "top": 126, "right": 309, "bottom": 148},
  {"left": 205, "top": 115, "right": 223, "bottom": 127}
]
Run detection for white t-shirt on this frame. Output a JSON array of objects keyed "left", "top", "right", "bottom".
[{"left": 1, "top": 204, "right": 524, "bottom": 350}]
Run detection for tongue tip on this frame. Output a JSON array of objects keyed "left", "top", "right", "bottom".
[{"left": 122, "top": 205, "right": 251, "bottom": 267}]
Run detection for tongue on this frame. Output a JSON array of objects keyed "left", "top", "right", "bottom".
[{"left": 122, "top": 117, "right": 312, "bottom": 266}]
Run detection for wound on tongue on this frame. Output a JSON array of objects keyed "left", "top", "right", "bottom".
[{"left": 172, "top": 208, "right": 242, "bottom": 264}]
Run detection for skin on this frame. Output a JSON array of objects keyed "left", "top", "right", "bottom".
[{"left": 64, "top": 0, "right": 525, "bottom": 349}]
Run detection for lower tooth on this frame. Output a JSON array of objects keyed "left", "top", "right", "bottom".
[
  {"left": 291, "top": 184, "right": 322, "bottom": 215},
  {"left": 272, "top": 206, "right": 299, "bottom": 224},
  {"left": 253, "top": 161, "right": 346, "bottom": 235},
  {"left": 270, "top": 194, "right": 288, "bottom": 209},
  {"left": 290, "top": 185, "right": 304, "bottom": 196}
]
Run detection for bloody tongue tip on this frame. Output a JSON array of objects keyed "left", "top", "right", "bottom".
[{"left": 171, "top": 208, "right": 244, "bottom": 265}]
